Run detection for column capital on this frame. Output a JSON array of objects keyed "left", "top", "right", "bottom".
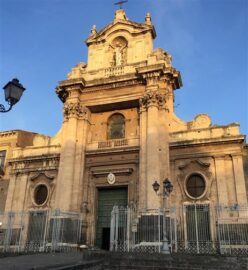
[
  {"left": 139, "top": 91, "right": 167, "bottom": 110},
  {"left": 63, "top": 102, "right": 90, "bottom": 120},
  {"left": 230, "top": 153, "right": 243, "bottom": 159}
]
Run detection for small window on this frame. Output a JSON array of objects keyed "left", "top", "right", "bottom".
[
  {"left": 186, "top": 174, "right": 205, "bottom": 198},
  {"left": 107, "top": 113, "right": 125, "bottom": 139},
  {"left": 0, "top": 150, "right": 6, "bottom": 171},
  {"left": 34, "top": 185, "right": 48, "bottom": 205}
]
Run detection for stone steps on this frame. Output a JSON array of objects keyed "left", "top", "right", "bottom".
[{"left": 78, "top": 251, "right": 248, "bottom": 270}]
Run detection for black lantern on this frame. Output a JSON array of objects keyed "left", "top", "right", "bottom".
[
  {"left": 163, "top": 178, "right": 173, "bottom": 194},
  {"left": 1, "top": 78, "right": 25, "bottom": 113},
  {"left": 152, "top": 180, "right": 160, "bottom": 194}
]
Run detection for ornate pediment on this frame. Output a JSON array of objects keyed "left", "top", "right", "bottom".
[
  {"left": 176, "top": 159, "right": 214, "bottom": 202},
  {"left": 178, "top": 159, "right": 210, "bottom": 170},
  {"left": 86, "top": 17, "right": 155, "bottom": 46},
  {"left": 30, "top": 172, "right": 55, "bottom": 182}
]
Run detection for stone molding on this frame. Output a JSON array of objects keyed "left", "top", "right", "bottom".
[
  {"left": 91, "top": 168, "right": 133, "bottom": 177},
  {"left": 55, "top": 86, "right": 69, "bottom": 103},
  {"left": 28, "top": 171, "right": 56, "bottom": 209},
  {"left": 9, "top": 155, "right": 59, "bottom": 175},
  {"left": 176, "top": 159, "right": 213, "bottom": 202},
  {"left": 30, "top": 172, "right": 55, "bottom": 181},
  {"left": 84, "top": 78, "right": 143, "bottom": 93},
  {"left": 63, "top": 102, "right": 89, "bottom": 120},
  {"left": 138, "top": 70, "right": 162, "bottom": 87},
  {"left": 139, "top": 91, "right": 167, "bottom": 110}
]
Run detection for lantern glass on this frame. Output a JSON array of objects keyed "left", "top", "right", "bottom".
[
  {"left": 163, "top": 178, "right": 173, "bottom": 194},
  {"left": 152, "top": 181, "right": 160, "bottom": 193},
  {"left": 3, "top": 79, "right": 25, "bottom": 105}
]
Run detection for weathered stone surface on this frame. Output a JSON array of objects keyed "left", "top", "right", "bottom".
[{"left": 0, "top": 9, "right": 247, "bottom": 248}]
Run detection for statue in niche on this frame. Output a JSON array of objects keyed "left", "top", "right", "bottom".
[{"left": 110, "top": 37, "right": 127, "bottom": 66}]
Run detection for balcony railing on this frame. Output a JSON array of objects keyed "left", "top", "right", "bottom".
[
  {"left": 98, "top": 139, "right": 128, "bottom": 149},
  {"left": 105, "top": 66, "right": 124, "bottom": 77}
]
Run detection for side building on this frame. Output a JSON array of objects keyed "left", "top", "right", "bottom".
[{"left": 0, "top": 9, "right": 247, "bottom": 254}]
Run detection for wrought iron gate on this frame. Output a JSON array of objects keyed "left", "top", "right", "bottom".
[
  {"left": 110, "top": 204, "right": 248, "bottom": 255},
  {"left": 0, "top": 209, "right": 82, "bottom": 252}
]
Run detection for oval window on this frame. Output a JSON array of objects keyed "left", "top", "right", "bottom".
[
  {"left": 186, "top": 174, "right": 205, "bottom": 198},
  {"left": 34, "top": 185, "right": 48, "bottom": 205}
]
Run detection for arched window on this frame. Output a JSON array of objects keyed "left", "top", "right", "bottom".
[
  {"left": 186, "top": 174, "right": 206, "bottom": 199},
  {"left": 107, "top": 113, "right": 125, "bottom": 139}
]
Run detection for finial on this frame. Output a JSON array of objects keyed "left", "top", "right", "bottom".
[
  {"left": 114, "top": 0, "right": 128, "bottom": 10},
  {"left": 91, "top": 25, "right": 97, "bottom": 35},
  {"left": 145, "top": 12, "right": 152, "bottom": 25}
]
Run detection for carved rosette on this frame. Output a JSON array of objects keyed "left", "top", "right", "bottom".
[
  {"left": 139, "top": 91, "right": 167, "bottom": 111},
  {"left": 63, "top": 102, "right": 89, "bottom": 120}
]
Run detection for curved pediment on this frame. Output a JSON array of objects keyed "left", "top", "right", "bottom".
[{"left": 86, "top": 19, "right": 156, "bottom": 46}]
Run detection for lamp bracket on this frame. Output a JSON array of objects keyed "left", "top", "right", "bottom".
[{"left": 0, "top": 103, "right": 12, "bottom": 113}]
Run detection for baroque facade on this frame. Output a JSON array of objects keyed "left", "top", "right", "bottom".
[{"left": 0, "top": 9, "right": 247, "bottom": 251}]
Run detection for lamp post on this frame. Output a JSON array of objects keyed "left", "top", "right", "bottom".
[
  {"left": 152, "top": 178, "right": 173, "bottom": 254},
  {"left": 0, "top": 78, "right": 25, "bottom": 113}
]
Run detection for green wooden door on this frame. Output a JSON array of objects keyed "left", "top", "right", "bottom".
[{"left": 96, "top": 187, "right": 128, "bottom": 249}]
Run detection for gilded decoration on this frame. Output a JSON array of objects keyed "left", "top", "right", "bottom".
[
  {"left": 63, "top": 102, "right": 89, "bottom": 120},
  {"left": 139, "top": 91, "right": 167, "bottom": 110}
]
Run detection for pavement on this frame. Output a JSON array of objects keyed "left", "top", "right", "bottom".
[{"left": 0, "top": 252, "right": 95, "bottom": 270}]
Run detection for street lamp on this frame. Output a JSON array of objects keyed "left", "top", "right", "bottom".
[
  {"left": 0, "top": 78, "right": 25, "bottom": 113},
  {"left": 152, "top": 178, "right": 173, "bottom": 254}
]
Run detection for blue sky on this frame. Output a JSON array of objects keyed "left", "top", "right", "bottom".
[{"left": 0, "top": 0, "right": 247, "bottom": 136}]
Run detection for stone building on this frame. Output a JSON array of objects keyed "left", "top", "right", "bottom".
[{"left": 0, "top": 9, "right": 247, "bottom": 251}]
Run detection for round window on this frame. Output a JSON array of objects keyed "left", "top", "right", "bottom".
[
  {"left": 186, "top": 174, "right": 205, "bottom": 198},
  {"left": 34, "top": 185, "right": 48, "bottom": 205}
]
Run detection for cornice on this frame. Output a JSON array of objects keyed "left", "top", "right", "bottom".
[
  {"left": 91, "top": 168, "right": 133, "bottom": 177},
  {"left": 170, "top": 136, "right": 245, "bottom": 149},
  {"left": 9, "top": 154, "right": 60, "bottom": 164},
  {"left": 85, "top": 146, "right": 139, "bottom": 156},
  {"left": 83, "top": 78, "right": 144, "bottom": 93}
]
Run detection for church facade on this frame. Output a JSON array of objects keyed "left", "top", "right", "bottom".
[{"left": 0, "top": 10, "right": 247, "bottom": 252}]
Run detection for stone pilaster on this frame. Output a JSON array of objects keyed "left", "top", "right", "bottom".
[
  {"left": 138, "top": 101, "right": 147, "bottom": 209},
  {"left": 139, "top": 90, "right": 168, "bottom": 210},
  {"left": 231, "top": 154, "right": 248, "bottom": 205},
  {"left": 214, "top": 156, "right": 229, "bottom": 205},
  {"left": 55, "top": 100, "right": 89, "bottom": 211},
  {"left": 70, "top": 107, "right": 91, "bottom": 212},
  {"left": 4, "top": 173, "right": 17, "bottom": 212}
]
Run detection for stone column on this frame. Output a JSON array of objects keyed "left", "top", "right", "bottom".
[
  {"left": 55, "top": 101, "right": 85, "bottom": 211},
  {"left": 16, "top": 173, "right": 29, "bottom": 212},
  {"left": 232, "top": 154, "right": 248, "bottom": 205},
  {"left": 70, "top": 107, "right": 91, "bottom": 212},
  {"left": 140, "top": 90, "right": 167, "bottom": 209},
  {"left": 214, "top": 156, "right": 229, "bottom": 205},
  {"left": 158, "top": 89, "right": 170, "bottom": 181},
  {"left": 138, "top": 103, "right": 147, "bottom": 210},
  {"left": 4, "top": 172, "right": 18, "bottom": 212}
]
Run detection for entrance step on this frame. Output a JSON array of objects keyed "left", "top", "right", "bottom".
[{"left": 81, "top": 250, "right": 248, "bottom": 270}]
